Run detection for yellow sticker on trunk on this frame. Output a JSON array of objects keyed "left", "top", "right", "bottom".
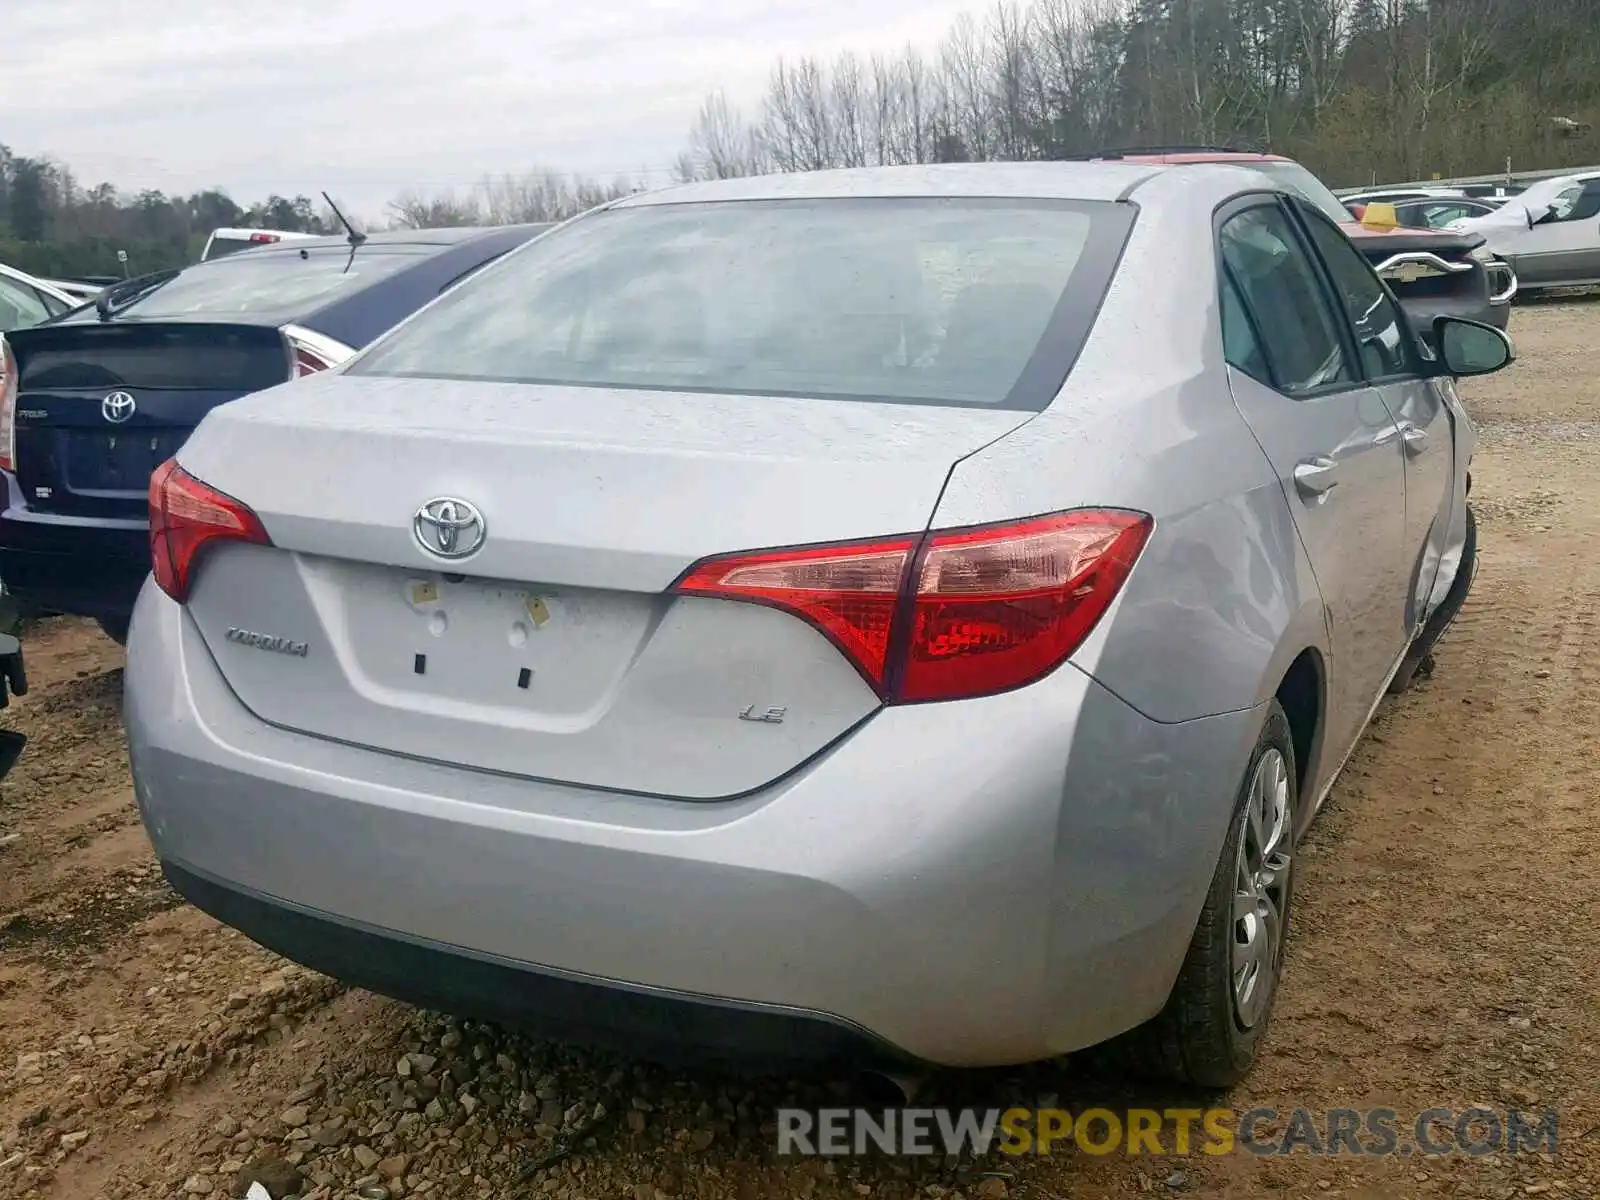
[
  {"left": 525, "top": 596, "right": 551, "bottom": 627},
  {"left": 410, "top": 580, "right": 439, "bottom": 606}
]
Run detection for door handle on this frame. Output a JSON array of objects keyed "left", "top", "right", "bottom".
[
  {"left": 1400, "top": 423, "right": 1428, "bottom": 455},
  {"left": 1293, "top": 456, "right": 1340, "bottom": 499},
  {"left": 1372, "top": 421, "right": 1406, "bottom": 447}
]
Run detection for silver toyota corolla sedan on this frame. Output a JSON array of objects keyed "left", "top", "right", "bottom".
[{"left": 123, "top": 161, "right": 1513, "bottom": 1086}]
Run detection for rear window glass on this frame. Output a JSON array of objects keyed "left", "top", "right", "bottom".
[
  {"left": 110, "top": 246, "right": 432, "bottom": 322},
  {"left": 347, "top": 198, "right": 1130, "bottom": 409},
  {"left": 1248, "top": 162, "right": 1356, "bottom": 226}
]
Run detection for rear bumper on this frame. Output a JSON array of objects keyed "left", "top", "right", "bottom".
[
  {"left": 0, "top": 472, "right": 149, "bottom": 622},
  {"left": 162, "top": 861, "right": 907, "bottom": 1069},
  {"left": 125, "top": 582, "right": 1264, "bottom": 1069}
]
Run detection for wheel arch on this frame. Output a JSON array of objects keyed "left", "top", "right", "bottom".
[{"left": 1273, "top": 646, "right": 1327, "bottom": 826}]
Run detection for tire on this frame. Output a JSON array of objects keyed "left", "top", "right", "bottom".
[
  {"left": 96, "top": 616, "right": 131, "bottom": 646},
  {"left": 1109, "top": 701, "right": 1298, "bottom": 1088}
]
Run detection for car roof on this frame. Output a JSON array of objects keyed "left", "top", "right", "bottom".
[
  {"left": 235, "top": 225, "right": 547, "bottom": 256},
  {"left": 617, "top": 162, "right": 1163, "bottom": 206},
  {"left": 1093, "top": 149, "right": 1290, "bottom": 165}
]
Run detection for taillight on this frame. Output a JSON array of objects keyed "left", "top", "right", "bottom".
[
  {"left": 294, "top": 346, "right": 332, "bottom": 376},
  {"left": 148, "top": 458, "right": 271, "bottom": 603},
  {"left": 249, "top": 233, "right": 281, "bottom": 244},
  {"left": 0, "top": 337, "right": 15, "bottom": 473},
  {"left": 283, "top": 325, "right": 356, "bottom": 379},
  {"left": 673, "top": 509, "right": 1153, "bottom": 704}
]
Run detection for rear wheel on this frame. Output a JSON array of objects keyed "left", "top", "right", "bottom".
[
  {"left": 96, "top": 616, "right": 131, "bottom": 646},
  {"left": 1111, "top": 701, "right": 1297, "bottom": 1087}
]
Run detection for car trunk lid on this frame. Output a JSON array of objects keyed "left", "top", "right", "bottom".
[
  {"left": 178, "top": 374, "right": 1032, "bottom": 799},
  {"left": 7, "top": 321, "right": 289, "bottom": 519}
]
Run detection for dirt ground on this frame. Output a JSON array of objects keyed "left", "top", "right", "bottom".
[{"left": 2, "top": 302, "right": 1597, "bottom": 1200}]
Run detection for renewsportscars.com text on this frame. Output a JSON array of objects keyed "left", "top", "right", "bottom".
[{"left": 775, "top": 1107, "right": 1559, "bottom": 1158}]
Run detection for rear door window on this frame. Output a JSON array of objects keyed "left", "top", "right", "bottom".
[{"left": 1219, "top": 205, "right": 1356, "bottom": 396}]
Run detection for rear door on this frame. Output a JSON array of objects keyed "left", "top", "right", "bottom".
[
  {"left": 1217, "top": 199, "right": 1413, "bottom": 756},
  {"left": 1294, "top": 203, "right": 1455, "bottom": 633}
]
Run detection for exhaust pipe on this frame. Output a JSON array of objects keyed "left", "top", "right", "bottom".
[{"left": 856, "top": 1068, "right": 933, "bottom": 1104}]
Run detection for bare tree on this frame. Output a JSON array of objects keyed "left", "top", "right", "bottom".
[
  {"left": 385, "top": 191, "right": 484, "bottom": 229},
  {"left": 681, "top": 90, "right": 769, "bottom": 180},
  {"left": 677, "top": 0, "right": 1600, "bottom": 189},
  {"left": 832, "top": 52, "right": 870, "bottom": 167}
]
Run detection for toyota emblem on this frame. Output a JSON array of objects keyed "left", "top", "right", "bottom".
[
  {"left": 101, "top": 391, "right": 136, "bottom": 424},
  {"left": 413, "top": 497, "right": 486, "bottom": 560}
]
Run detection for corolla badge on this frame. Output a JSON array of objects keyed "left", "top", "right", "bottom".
[
  {"left": 225, "top": 627, "right": 309, "bottom": 657},
  {"left": 101, "top": 391, "right": 136, "bottom": 423},
  {"left": 413, "top": 497, "right": 486, "bottom": 560}
]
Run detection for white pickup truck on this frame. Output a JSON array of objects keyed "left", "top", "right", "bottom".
[{"left": 200, "top": 227, "right": 320, "bottom": 262}]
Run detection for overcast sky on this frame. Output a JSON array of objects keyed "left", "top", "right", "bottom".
[{"left": 5, "top": 1, "right": 970, "bottom": 220}]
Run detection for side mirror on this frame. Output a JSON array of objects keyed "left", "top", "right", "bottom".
[{"left": 1431, "top": 316, "right": 1515, "bottom": 378}]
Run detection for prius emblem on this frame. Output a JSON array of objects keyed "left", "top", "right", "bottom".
[
  {"left": 102, "top": 391, "right": 136, "bottom": 424},
  {"left": 413, "top": 497, "right": 486, "bottom": 560}
]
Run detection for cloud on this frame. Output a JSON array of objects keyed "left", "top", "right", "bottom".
[{"left": 2, "top": 0, "right": 968, "bottom": 218}]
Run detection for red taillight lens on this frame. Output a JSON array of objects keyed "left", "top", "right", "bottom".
[
  {"left": 0, "top": 336, "right": 16, "bottom": 473},
  {"left": 249, "top": 233, "right": 281, "bottom": 244},
  {"left": 148, "top": 458, "right": 271, "bottom": 603},
  {"left": 283, "top": 326, "right": 356, "bottom": 379},
  {"left": 676, "top": 537, "right": 917, "bottom": 686},
  {"left": 672, "top": 509, "right": 1153, "bottom": 704},
  {"left": 294, "top": 346, "right": 332, "bottom": 376}
]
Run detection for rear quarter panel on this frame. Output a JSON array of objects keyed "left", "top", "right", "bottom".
[{"left": 931, "top": 169, "right": 1329, "bottom": 728}]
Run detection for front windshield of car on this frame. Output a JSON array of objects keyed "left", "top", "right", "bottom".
[
  {"left": 348, "top": 197, "right": 1127, "bottom": 409},
  {"left": 1249, "top": 161, "right": 1356, "bottom": 225}
]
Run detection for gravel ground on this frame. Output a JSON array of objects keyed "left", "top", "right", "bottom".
[{"left": 2, "top": 302, "right": 1598, "bottom": 1200}]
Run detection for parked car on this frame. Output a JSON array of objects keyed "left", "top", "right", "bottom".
[
  {"left": 1383, "top": 197, "right": 1502, "bottom": 230},
  {"left": 1443, "top": 171, "right": 1600, "bottom": 293},
  {"left": 200, "top": 227, "right": 321, "bottom": 262},
  {"left": 1085, "top": 149, "right": 1516, "bottom": 337},
  {"left": 0, "top": 224, "right": 551, "bottom": 643},
  {"left": 0, "top": 264, "right": 77, "bottom": 332},
  {"left": 1340, "top": 186, "right": 1471, "bottom": 216},
  {"left": 123, "top": 161, "right": 1512, "bottom": 1085},
  {"left": 38, "top": 277, "right": 111, "bottom": 304}
]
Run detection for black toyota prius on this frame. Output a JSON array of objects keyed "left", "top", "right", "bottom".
[{"left": 0, "top": 222, "right": 552, "bottom": 644}]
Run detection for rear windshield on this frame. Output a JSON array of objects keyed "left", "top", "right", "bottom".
[
  {"left": 1249, "top": 162, "right": 1356, "bottom": 225},
  {"left": 108, "top": 246, "right": 433, "bottom": 323},
  {"left": 347, "top": 197, "right": 1133, "bottom": 409}
]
